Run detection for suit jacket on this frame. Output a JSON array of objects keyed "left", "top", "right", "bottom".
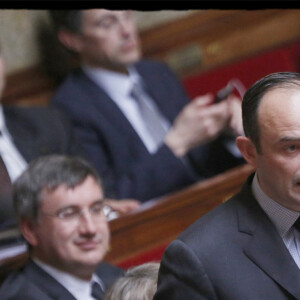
[
  {"left": 0, "top": 105, "right": 84, "bottom": 227},
  {"left": 51, "top": 60, "right": 244, "bottom": 201},
  {"left": 4, "top": 105, "right": 82, "bottom": 162},
  {"left": 0, "top": 260, "right": 124, "bottom": 300},
  {"left": 154, "top": 175, "right": 300, "bottom": 300}
]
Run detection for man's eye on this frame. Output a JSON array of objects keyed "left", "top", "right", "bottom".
[
  {"left": 98, "top": 17, "right": 116, "bottom": 29},
  {"left": 286, "top": 145, "right": 297, "bottom": 152},
  {"left": 90, "top": 202, "right": 104, "bottom": 214},
  {"left": 58, "top": 208, "right": 79, "bottom": 219}
]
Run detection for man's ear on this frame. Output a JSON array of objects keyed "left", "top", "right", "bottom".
[
  {"left": 236, "top": 136, "right": 259, "bottom": 168},
  {"left": 57, "top": 29, "right": 83, "bottom": 53},
  {"left": 20, "top": 219, "right": 39, "bottom": 247}
]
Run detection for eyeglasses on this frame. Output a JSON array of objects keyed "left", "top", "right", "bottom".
[{"left": 41, "top": 200, "right": 106, "bottom": 222}]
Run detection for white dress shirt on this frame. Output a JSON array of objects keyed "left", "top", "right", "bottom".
[
  {"left": 82, "top": 65, "right": 170, "bottom": 154},
  {"left": 33, "top": 258, "right": 105, "bottom": 300},
  {"left": 252, "top": 173, "right": 300, "bottom": 268},
  {"left": 0, "top": 106, "right": 27, "bottom": 181}
]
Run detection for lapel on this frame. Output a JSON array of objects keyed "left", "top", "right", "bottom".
[
  {"left": 77, "top": 69, "right": 144, "bottom": 142},
  {"left": 237, "top": 177, "right": 300, "bottom": 299},
  {"left": 134, "top": 61, "right": 179, "bottom": 123},
  {"left": 24, "top": 260, "right": 77, "bottom": 300}
]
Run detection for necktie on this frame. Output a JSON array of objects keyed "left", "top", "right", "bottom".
[
  {"left": 91, "top": 281, "right": 105, "bottom": 300},
  {"left": 0, "top": 130, "right": 12, "bottom": 201},
  {"left": 0, "top": 152, "right": 15, "bottom": 229},
  {"left": 294, "top": 217, "right": 300, "bottom": 232},
  {"left": 130, "top": 83, "right": 167, "bottom": 147}
]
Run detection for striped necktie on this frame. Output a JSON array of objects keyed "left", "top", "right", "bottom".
[{"left": 130, "top": 83, "right": 167, "bottom": 147}]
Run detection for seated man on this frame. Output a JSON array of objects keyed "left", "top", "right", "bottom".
[
  {"left": 0, "top": 51, "right": 83, "bottom": 228},
  {"left": 0, "top": 155, "right": 124, "bottom": 300},
  {"left": 0, "top": 50, "right": 139, "bottom": 228},
  {"left": 154, "top": 72, "right": 300, "bottom": 299},
  {"left": 50, "top": 9, "right": 245, "bottom": 202}
]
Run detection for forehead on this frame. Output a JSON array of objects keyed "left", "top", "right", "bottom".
[
  {"left": 259, "top": 87, "right": 300, "bottom": 134},
  {"left": 82, "top": 9, "right": 128, "bottom": 23},
  {"left": 41, "top": 176, "right": 103, "bottom": 210}
]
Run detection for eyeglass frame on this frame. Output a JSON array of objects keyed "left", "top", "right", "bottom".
[{"left": 40, "top": 199, "right": 114, "bottom": 222}]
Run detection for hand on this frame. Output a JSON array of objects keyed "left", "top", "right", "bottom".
[
  {"left": 165, "top": 94, "right": 231, "bottom": 157},
  {"left": 104, "top": 199, "right": 141, "bottom": 217}
]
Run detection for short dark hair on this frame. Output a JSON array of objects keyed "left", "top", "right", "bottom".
[
  {"left": 13, "top": 155, "right": 102, "bottom": 221},
  {"left": 242, "top": 72, "right": 300, "bottom": 152},
  {"left": 49, "top": 10, "right": 84, "bottom": 34}
]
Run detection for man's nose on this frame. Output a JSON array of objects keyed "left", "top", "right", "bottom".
[
  {"left": 78, "top": 210, "right": 97, "bottom": 234},
  {"left": 119, "top": 18, "right": 133, "bottom": 36}
]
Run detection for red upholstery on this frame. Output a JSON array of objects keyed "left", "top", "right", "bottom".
[
  {"left": 116, "top": 244, "right": 168, "bottom": 270},
  {"left": 182, "top": 39, "right": 300, "bottom": 99}
]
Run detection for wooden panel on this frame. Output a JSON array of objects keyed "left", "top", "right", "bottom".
[
  {"left": 140, "top": 10, "right": 300, "bottom": 77},
  {"left": 2, "top": 65, "right": 54, "bottom": 106}
]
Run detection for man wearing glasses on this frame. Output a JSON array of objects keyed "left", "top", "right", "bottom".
[{"left": 0, "top": 155, "right": 124, "bottom": 300}]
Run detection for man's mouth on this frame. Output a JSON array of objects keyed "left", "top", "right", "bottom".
[
  {"left": 75, "top": 240, "right": 99, "bottom": 251},
  {"left": 122, "top": 40, "right": 137, "bottom": 52},
  {"left": 74, "top": 234, "right": 103, "bottom": 250}
]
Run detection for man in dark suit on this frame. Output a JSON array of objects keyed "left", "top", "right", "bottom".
[
  {"left": 50, "top": 10, "right": 245, "bottom": 202},
  {"left": 0, "top": 51, "right": 83, "bottom": 227},
  {"left": 154, "top": 72, "right": 300, "bottom": 299},
  {"left": 0, "top": 51, "right": 139, "bottom": 228},
  {"left": 0, "top": 155, "right": 124, "bottom": 300}
]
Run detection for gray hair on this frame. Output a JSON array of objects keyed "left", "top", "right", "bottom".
[
  {"left": 104, "top": 262, "right": 160, "bottom": 300},
  {"left": 13, "top": 155, "right": 102, "bottom": 221},
  {"left": 242, "top": 72, "right": 300, "bottom": 153}
]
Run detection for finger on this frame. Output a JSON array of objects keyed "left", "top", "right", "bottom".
[
  {"left": 105, "top": 199, "right": 141, "bottom": 214},
  {"left": 207, "top": 100, "right": 230, "bottom": 116},
  {"left": 193, "top": 93, "right": 214, "bottom": 107}
]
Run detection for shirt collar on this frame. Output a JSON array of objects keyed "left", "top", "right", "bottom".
[
  {"left": 0, "top": 105, "right": 6, "bottom": 131},
  {"left": 82, "top": 64, "right": 140, "bottom": 100},
  {"left": 33, "top": 258, "right": 105, "bottom": 299},
  {"left": 252, "top": 172, "right": 300, "bottom": 237}
]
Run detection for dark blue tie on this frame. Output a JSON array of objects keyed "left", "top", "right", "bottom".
[
  {"left": 91, "top": 281, "right": 105, "bottom": 300},
  {"left": 294, "top": 217, "right": 300, "bottom": 232}
]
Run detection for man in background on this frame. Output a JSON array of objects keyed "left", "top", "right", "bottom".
[
  {"left": 0, "top": 51, "right": 82, "bottom": 228},
  {"left": 50, "top": 9, "right": 245, "bottom": 202},
  {"left": 154, "top": 72, "right": 300, "bottom": 299},
  {"left": 0, "top": 155, "right": 124, "bottom": 300}
]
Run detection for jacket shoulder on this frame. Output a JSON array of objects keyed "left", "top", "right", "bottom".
[
  {"left": 178, "top": 194, "right": 242, "bottom": 249},
  {"left": 135, "top": 59, "right": 173, "bottom": 73},
  {"left": 0, "top": 270, "right": 51, "bottom": 300},
  {"left": 95, "top": 262, "right": 124, "bottom": 290},
  {"left": 51, "top": 68, "right": 91, "bottom": 104}
]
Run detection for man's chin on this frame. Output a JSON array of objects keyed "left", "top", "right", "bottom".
[
  {"left": 120, "top": 51, "right": 141, "bottom": 65},
  {"left": 75, "top": 254, "right": 104, "bottom": 268}
]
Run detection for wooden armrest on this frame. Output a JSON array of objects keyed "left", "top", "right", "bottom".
[{"left": 105, "top": 163, "right": 254, "bottom": 265}]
